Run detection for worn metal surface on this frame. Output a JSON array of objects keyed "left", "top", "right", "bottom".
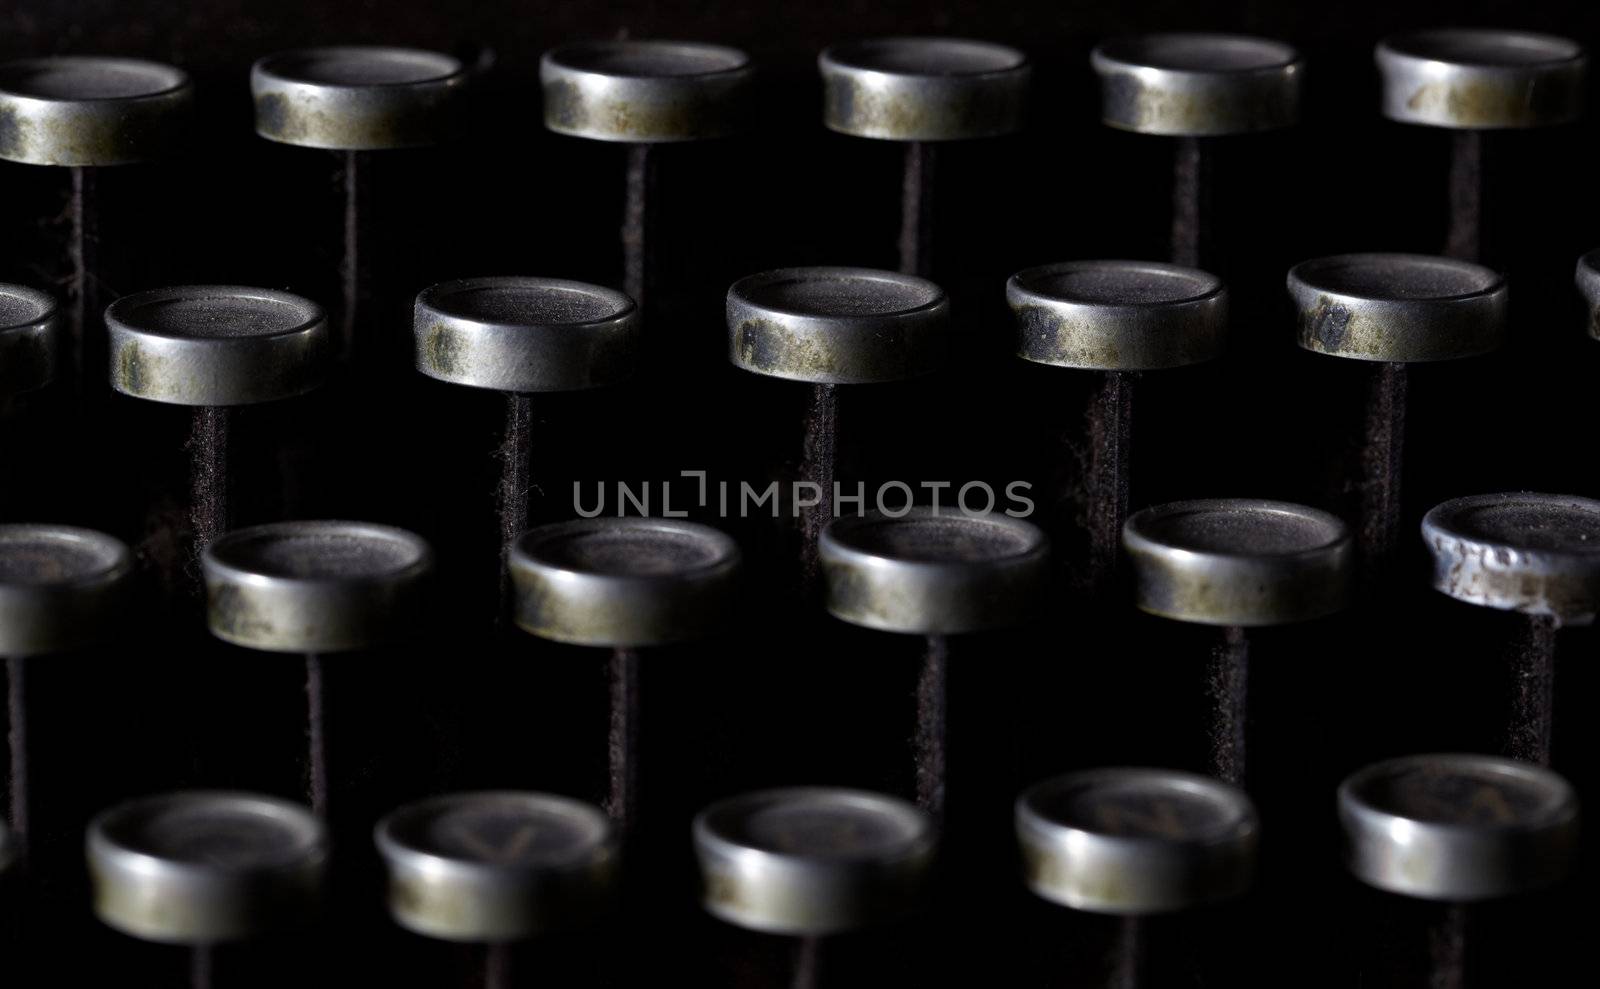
[
  {"left": 819, "top": 508, "right": 1049, "bottom": 634},
  {"left": 693, "top": 787, "right": 936, "bottom": 935},
  {"left": 252, "top": 46, "right": 466, "bottom": 150},
  {"left": 1376, "top": 30, "right": 1586, "bottom": 130},
  {"left": 1091, "top": 34, "right": 1302, "bottom": 136},
  {"left": 86, "top": 791, "right": 328, "bottom": 943},
  {"left": 0, "top": 56, "right": 191, "bottom": 166},
  {"left": 201, "top": 520, "right": 434, "bottom": 653},
  {"left": 1017, "top": 768, "right": 1257, "bottom": 915},
  {"left": 105, "top": 285, "right": 329, "bottom": 406},
  {"left": 820, "top": 37, "right": 1028, "bottom": 141},
  {"left": 727, "top": 266, "right": 949, "bottom": 383},
  {"left": 1008, "top": 259, "right": 1227, "bottom": 370},
  {"left": 375, "top": 791, "right": 618, "bottom": 942},
  {"left": 1287, "top": 253, "right": 1506, "bottom": 363},
  {"left": 1123, "top": 498, "right": 1353, "bottom": 626},
  {"left": 1421, "top": 492, "right": 1600, "bottom": 625},
  {"left": 1338, "top": 754, "right": 1579, "bottom": 902},
  {"left": 1575, "top": 249, "right": 1600, "bottom": 339},
  {"left": 541, "top": 41, "right": 752, "bottom": 143},
  {"left": 414, "top": 276, "right": 640, "bottom": 392},
  {"left": 509, "top": 517, "right": 741, "bottom": 647},
  {"left": 0, "top": 283, "right": 59, "bottom": 398},
  {"left": 0, "top": 524, "right": 132, "bottom": 656}
]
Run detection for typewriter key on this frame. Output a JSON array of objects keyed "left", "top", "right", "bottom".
[
  {"left": 0, "top": 285, "right": 59, "bottom": 399},
  {"left": 0, "top": 56, "right": 192, "bottom": 166},
  {"left": 1575, "top": 249, "right": 1600, "bottom": 339},
  {"left": 251, "top": 46, "right": 466, "bottom": 150},
  {"left": 1339, "top": 754, "right": 1578, "bottom": 902},
  {"left": 376, "top": 791, "right": 618, "bottom": 942},
  {"left": 88, "top": 791, "right": 328, "bottom": 943},
  {"left": 694, "top": 787, "right": 937, "bottom": 935},
  {"left": 819, "top": 37, "right": 1029, "bottom": 142},
  {"left": 1092, "top": 34, "right": 1302, "bottom": 137},
  {"left": 1125, "top": 499, "right": 1353, "bottom": 784},
  {"left": 1376, "top": 30, "right": 1585, "bottom": 131}
]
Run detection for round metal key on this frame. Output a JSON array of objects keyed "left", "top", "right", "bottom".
[
  {"left": 509, "top": 517, "right": 741, "bottom": 648},
  {"left": 1339, "top": 754, "right": 1579, "bottom": 901},
  {"left": 819, "top": 37, "right": 1029, "bottom": 141},
  {"left": 376, "top": 791, "right": 618, "bottom": 942},
  {"left": 1008, "top": 260, "right": 1227, "bottom": 370},
  {"left": 414, "top": 277, "right": 640, "bottom": 393},
  {"left": 0, "top": 284, "right": 59, "bottom": 397},
  {"left": 1575, "top": 250, "right": 1600, "bottom": 340},
  {"left": 541, "top": 41, "right": 754, "bottom": 143},
  {"left": 1123, "top": 499, "right": 1353, "bottom": 627},
  {"left": 1091, "top": 34, "right": 1303, "bottom": 136},
  {"left": 727, "top": 267, "right": 949, "bottom": 384},
  {"left": 0, "top": 56, "right": 192, "bottom": 166},
  {"left": 0, "top": 524, "right": 132, "bottom": 656},
  {"left": 1287, "top": 253, "right": 1506, "bottom": 363},
  {"left": 252, "top": 46, "right": 466, "bottom": 150},
  {"left": 1376, "top": 30, "right": 1586, "bottom": 130},
  {"left": 694, "top": 787, "right": 936, "bottom": 935},
  {"left": 106, "top": 286, "right": 328, "bottom": 407},
  {"left": 1422, "top": 492, "right": 1600, "bottom": 625},
  {"left": 1016, "top": 768, "right": 1258, "bottom": 914},
  {"left": 87, "top": 791, "right": 328, "bottom": 943},
  {"left": 202, "top": 521, "right": 434, "bottom": 653},
  {"left": 819, "top": 509, "right": 1050, "bottom": 634}
]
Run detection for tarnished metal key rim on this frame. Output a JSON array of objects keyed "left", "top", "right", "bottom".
[
  {"left": 0, "top": 56, "right": 193, "bottom": 165},
  {"left": 202, "top": 520, "right": 434, "bottom": 653},
  {"left": 510, "top": 517, "right": 741, "bottom": 647},
  {"left": 1376, "top": 29, "right": 1586, "bottom": 130},
  {"left": 1123, "top": 498, "right": 1353, "bottom": 627},
  {"left": 727, "top": 266, "right": 950, "bottom": 384},
  {"left": 252, "top": 46, "right": 467, "bottom": 149},
  {"left": 1287, "top": 253, "right": 1507, "bottom": 363},
  {"left": 375, "top": 791, "right": 619, "bottom": 942},
  {"left": 1422, "top": 492, "right": 1600, "bottom": 625},
  {"left": 819, "top": 37, "right": 1030, "bottom": 141},
  {"left": 1016, "top": 768, "right": 1258, "bottom": 914},
  {"left": 414, "top": 276, "right": 640, "bottom": 393},
  {"left": 1338, "top": 753, "right": 1579, "bottom": 902},
  {"left": 1575, "top": 249, "right": 1600, "bottom": 339},
  {"left": 1008, "top": 259, "right": 1227, "bottom": 370},
  {"left": 0, "top": 283, "right": 60, "bottom": 397},
  {"left": 693, "top": 786, "right": 937, "bottom": 936},
  {"left": 0, "top": 524, "right": 133, "bottom": 656},
  {"left": 820, "top": 508, "right": 1050, "bottom": 634},
  {"left": 541, "top": 40, "right": 754, "bottom": 143},
  {"left": 1091, "top": 33, "right": 1303, "bottom": 135},
  {"left": 105, "top": 285, "right": 329, "bottom": 406},
  {"left": 87, "top": 790, "right": 328, "bottom": 943}
]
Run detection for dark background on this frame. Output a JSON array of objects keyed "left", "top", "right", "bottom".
[{"left": 1, "top": 0, "right": 1598, "bottom": 985}]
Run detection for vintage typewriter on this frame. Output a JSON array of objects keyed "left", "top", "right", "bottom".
[{"left": 0, "top": 4, "right": 1596, "bottom": 987}]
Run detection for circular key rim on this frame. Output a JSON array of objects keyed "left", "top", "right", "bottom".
[
  {"left": 1016, "top": 767, "right": 1259, "bottom": 915},
  {"left": 819, "top": 36, "right": 1030, "bottom": 141},
  {"left": 0, "top": 283, "right": 60, "bottom": 397},
  {"left": 0, "top": 523, "right": 133, "bottom": 656},
  {"left": 0, "top": 55, "right": 193, "bottom": 166},
  {"left": 1376, "top": 29, "right": 1586, "bottom": 130},
  {"left": 251, "top": 45, "right": 467, "bottom": 150},
  {"left": 1091, "top": 32, "right": 1304, "bottom": 136},
  {"left": 1575, "top": 249, "right": 1600, "bottom": 340},
  {"left": 540, "top": 39, "right": 754, "bottom": 143}
]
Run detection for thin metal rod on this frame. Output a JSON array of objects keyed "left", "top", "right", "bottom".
[
  {"left": 497, "top": 393, "right": 534, "bottom": 617},
  {"left": 1427, "top": 903, "right": 1468, "bottom": 989},
  {"left": 898, "top": 142, "right": 937, "bottom": 278},
  {"left": 1445, "top": 131, "right": 1486, "bottom": 263},
  {"left": 68, "top": 166, "right": 100, "bottom": 397},
  {"left": 306, "top": 653, "right": 329, "bottom": 817},
  {"left": 1113, "top": 915, "right": 1147, "bottom": 989},
  {"left": 339, "top": 149, "right": 368, "bottom": 363},
  {"left": 485, "top": 942, "right": 512, "bottom": 989},
  {"left": 1086, "top": 371, "right": 1134, "bottom": 598},
  {"left": 1170, "top": 137, "right": 1210, "bottom": 268},
  {"left": 622, "top": 144, "right": 655, "bottom": 310},
  {"left": 792, "top": 935, "right": 822, "bottom": 989},
  {"left": 799, "top": 384, "right": 837, "bottom": 593},
  {"left": 5, "top": 657, "right": 28, "bottom": 861},
  {"left": 188, "top": 406, "right": 231, "bottom": 565},
  {"left": 1507, "top": 614, "right": 1558, "bottom": 766},
  {"left": 190, "top": 944, "right": 213, "bottom": 989},
  {"left": 1207, "top": 626, "right": 1250, "bottom": 785},
  {"left": 607, "top": 647, "right": 641, "bottom": 835},
  {"left": 1358, "top": 362, "right": 1407, "bottom": 589},
  {"left": 914, "top": 634, "right": 948, "bottom": 818}
]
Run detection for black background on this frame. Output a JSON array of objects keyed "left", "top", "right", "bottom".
[{"left": 1, "top": 0, "right": 1598, "bottom": 985}]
